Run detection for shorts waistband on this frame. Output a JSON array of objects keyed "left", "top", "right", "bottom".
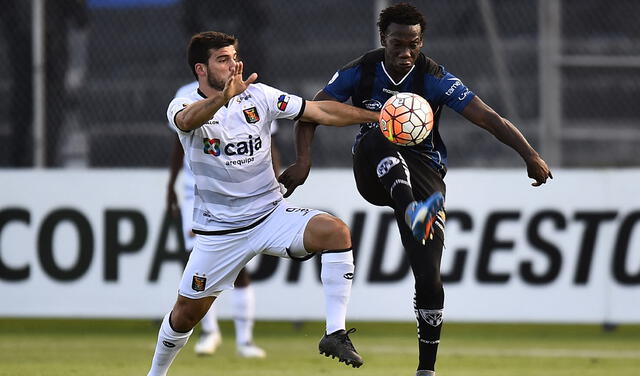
[{"left": 192, "top": 207, "right": 276, "bottom": 236}]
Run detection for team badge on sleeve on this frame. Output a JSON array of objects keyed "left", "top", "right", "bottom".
[
  {"left": 192, "top": 273, "right": 206, "bottom": 292},
  {"left": 243, "top": 107, "right": 260, "bottom": 123},
  {"left": 277, "top": 94, "right": 289, "bottom": 111}
]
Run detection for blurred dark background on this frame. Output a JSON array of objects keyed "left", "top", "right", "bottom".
[{"left": 1, "top": 0, "right": 639, "bottom": 168}]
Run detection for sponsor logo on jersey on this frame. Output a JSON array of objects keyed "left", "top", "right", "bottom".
[
  {"left": 382, "top": 87, "right": 399, "bottom": 96},
  {"left": 445, "top": 77, "right": 462, "bottom": 96},
  {"left": 285, "top": 207, "right": 311, "bottom": 215},
  {"left": 277, "top": 94, "right": 289, "bottom": 111},
  {"left": 236, "top": 93, "right": 253, "bottom": 103},
  {"left": 458, "top": 88, "right": 470, "bottom": 101},
  {"left": 376, "top": 156, "right": 401, "bottom": 178},
  {"left": 362, "top": 99, "right": 383, "bottom": 111},
  {"left": 361, "top": 99, "right": 382, "bottom": 129},
  {"left": 225, "top": 157, "right": 254, "bottom": 167},
  {"left": 203, "top": 138, "right": 221, "bottom": 156},
  {"left": 243, "top": 107, "right": 260, "bottom": 123},
  {"left": 416, "top": 309, "right": 443, "bottom": 327},
  {"left": 203, "top": 135, "right": 263, "bottom": 158},
  {"left": 192, "top": 274, "right": 206, "bottom": 292}
]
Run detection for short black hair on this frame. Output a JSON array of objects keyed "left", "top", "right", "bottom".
[
  {"left": 187, "top": 31, "right": 237, "bottom": 78},
  {"left": 377, "top": 2, "right": 426, "bottom": 35}
]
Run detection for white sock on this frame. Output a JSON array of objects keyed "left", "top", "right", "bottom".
[
  {"left": 147, "top": 312, "right": 193, "bottom": 376},
  {"left": 321, "top": 251, "right": 354, "bottom": 334},
  {"left": 199, "top": 305, "right": 220, "bottom": 334},
  {"left": 232, "top": 286, "right": 255, "bottom": 345}
]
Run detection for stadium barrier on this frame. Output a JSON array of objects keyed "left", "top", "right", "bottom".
[{"left": 1, "top": 169, "right": 639, "bottom": 323}]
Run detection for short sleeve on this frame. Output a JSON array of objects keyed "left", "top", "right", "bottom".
[
  {"left": 323, "top": 65, "right": 359, "bottom": 103},
  {"left": 260, "top": 84, "right": 305, "bottom": 121},
  {"left": 430, "top": 68, "right": 475, "bottom": 114},
  {"left": 167, "top": 97, "right": 193, "bottom": 133}
]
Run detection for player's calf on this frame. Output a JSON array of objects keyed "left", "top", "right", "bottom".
[
  {"left": 147, "top": 312, "right": 194, "bottom": 376},
  {"left": 171, "top": 295, "right": 214, "bottom": 332}
]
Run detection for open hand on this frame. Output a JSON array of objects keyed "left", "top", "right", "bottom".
[{"left": 223, "top": 61, "right": 258, "bottom": 100}]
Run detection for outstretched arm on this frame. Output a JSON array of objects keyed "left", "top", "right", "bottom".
[
  {"left": 299, "top": 98, "right": 378, "bottom": 127},
  {"left": 278, "top": 90, "right": 340, "bottom": 197},
  {"left": 462, "top": 96, "right": 553, "bottom": 186},
  {"left": 175, "top": 62, "right": 257, "bottom": 131}
]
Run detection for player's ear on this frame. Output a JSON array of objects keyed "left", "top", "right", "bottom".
[
  {"left": 380, "top": 33, "right": 386, "bottom": 47},
  {"left": 195, "top": 63, "right": 206, "bottom": 77}
]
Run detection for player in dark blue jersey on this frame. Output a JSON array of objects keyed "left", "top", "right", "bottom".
[{"left": 278, "top": 3, "right": 552, "bottom": 376}]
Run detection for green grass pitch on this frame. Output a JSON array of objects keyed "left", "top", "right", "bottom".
[{"left": 1, "top": 319, "right": 639, "bottom": 375}]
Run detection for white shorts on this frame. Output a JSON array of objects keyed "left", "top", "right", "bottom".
[{"left": 177, "top": 201, "right": 324, "bottom": 299}]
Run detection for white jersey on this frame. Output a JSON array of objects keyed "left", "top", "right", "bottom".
[
  {"left": 167, "top": 82, "right": 304, "bottom": 232},
  {"left": 171, "top": 82, "right": 279, "bottom": 199}
]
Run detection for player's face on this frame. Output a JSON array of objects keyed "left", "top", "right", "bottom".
[
  {"left": 381, "top": 23, "right": 423, "bottom": 76},
  {"left": 204, "top": 45, "right": 238, "bottom": 91}
]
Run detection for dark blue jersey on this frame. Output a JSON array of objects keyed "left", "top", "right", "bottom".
[{"left": 323, "top": 49, "right": 475, "bottom": 176}]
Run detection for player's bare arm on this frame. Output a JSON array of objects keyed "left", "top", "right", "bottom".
[
  {"left": 462, "top": 96, "right": 553, "bottom": 186},
  {"left": 300, "top": 99, "right": 378, "bottom": 127},
  {"left": 176, "top": 62, "right": 257, "bottom": 131},
  {"left": 278, "top": 90, "right": 340, "bottom": 197}
]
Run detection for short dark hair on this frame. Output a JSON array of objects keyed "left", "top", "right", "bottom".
[
  {"left": 187, "top": 31, "right": 237, "bottom": 78},
  {"left": 377, "top": 2, "right": 426, "bottom": 35}
]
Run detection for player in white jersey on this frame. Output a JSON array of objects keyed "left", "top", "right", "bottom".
[
  {"left": 146, "top": 31, "right": 379, "bottom": 375},
  {"left": 166, "top": 80, "right": 273, "bottom": 358}
]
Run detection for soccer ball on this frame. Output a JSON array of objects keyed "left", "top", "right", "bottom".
[{"left": 378, "top": 93, "right": 433, "bottom": 146}]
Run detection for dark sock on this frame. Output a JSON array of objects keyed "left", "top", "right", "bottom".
[{"left": 415, "top": 307, "right": 443, "bottom": 371}]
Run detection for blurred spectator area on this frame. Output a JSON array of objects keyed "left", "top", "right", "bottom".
[{"left": 0, "top": 0, "right": 639, "bottom": 168}]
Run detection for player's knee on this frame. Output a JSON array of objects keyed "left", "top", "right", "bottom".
[
  {"left": 325, "top": 216, "right": 351, "bottom": 249},
  {"left": 169, "top": 310, "right": 197, "bottom": 333},
  {"left": 306, "top": 215, "right": 351, "bottom": 251}
]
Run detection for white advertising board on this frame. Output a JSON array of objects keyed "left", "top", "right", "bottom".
[{"left": 1, "top": 169, "right": 639, "bottom": 322}]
